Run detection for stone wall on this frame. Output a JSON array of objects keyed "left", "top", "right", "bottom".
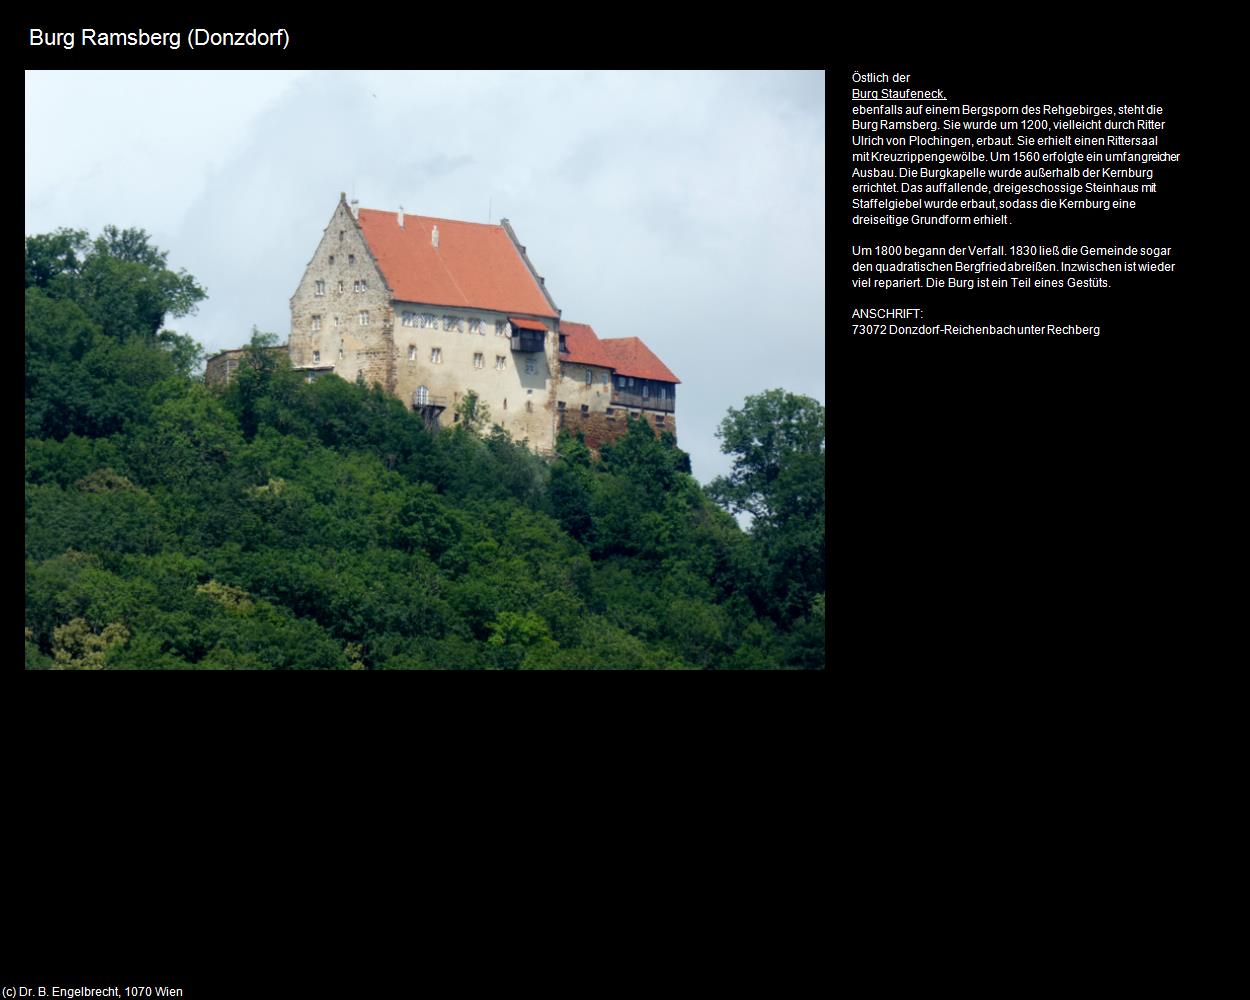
[
  {"left": 557, "top": 407, "right": 676, "bottom": 452},
  {"left": 289, "top": 198, "right": 395, "bottom": 393}
]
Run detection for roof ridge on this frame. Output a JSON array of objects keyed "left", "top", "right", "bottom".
[{"left": 356, "top": 207, "right": 502, "bottom": 230}]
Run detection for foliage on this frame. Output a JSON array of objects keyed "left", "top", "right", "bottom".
[{"left": 24, "top": 225, "right": 824, "bottom": 669}]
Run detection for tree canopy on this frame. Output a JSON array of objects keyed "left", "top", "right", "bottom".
[{"left": 25, "top": 226, "right": 824, "bottom": 669}]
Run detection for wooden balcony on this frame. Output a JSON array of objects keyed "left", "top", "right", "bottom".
[
  {"left": 610, "top": 389, "right": 674, "bottom": 412},
  {"left": 510, "top": 330, "right": 546, "bottom": 353}
]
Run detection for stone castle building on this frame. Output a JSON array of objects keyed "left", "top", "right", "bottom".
[{"left": 271, "top": 193, "right": 679, "bottom": 451}]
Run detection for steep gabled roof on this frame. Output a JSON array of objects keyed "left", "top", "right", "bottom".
[
  {"left": 355, "top": 208, "right": 558, "bottom": 319},
  {"left": 597, "top": 337, "right": 681, "bottom": 384},
  {"left": 559, "top": 321, "right": 619, "bottom": 369}
]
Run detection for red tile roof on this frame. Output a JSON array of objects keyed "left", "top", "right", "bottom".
[
  {"left": 559, "top": 321, "right": 619, "bottom": 369},
  {"left": 356, "top": 209, "right": 557, "bottom": 319},
  {"left": 508, "top": 316, "right": 548, "bottom": 331},
  {"left": 597, "top": 337, "right": 681, "bottom": 384},
  {"left": 560, "top": 322, "right": 680, "bottom": 384}
]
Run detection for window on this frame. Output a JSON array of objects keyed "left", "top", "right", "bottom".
[
  {"left": 473, "top": 353, "right": 484, "bottom": 369},
  {"left": 415, "top": 385, "right": 429, "bottom": 406},
  {"left": 585, "top": 370, "right": 593, "bottom": 385},
  {"left": 655, "top": 414, "right": 666, "bottom": 425},
  {"left": 581, "top": 404, "right": 589, "bottom": 415},
  {"left": 402, "top": 311, "right": 414, "bottom": 327},
  {"left": 525, "top": 358, "right": 536, "bottom": 375},
  {"left": 526, "top": 401, "right": 534, "bottom": 413},
  {"left": 495, "top": 356, "right": 506, "bottom": 371},
  {"left": 559, "top": 334, "right": 568, "bottom": 352},
  {"left": 503, "top": 398, "right": 507, "bottom": 410},
  {"left": 311, "top": 314, "right": 321, "bottom": 331},
  {"left": 557, "top": 400, "right": 566, "bottom": 411},
  {"left": 359, "top": 311, "right": 369, "bottom": 326},
  {"left": 314, "top": 280, "right": 325, "bottom": 296},
  {"left": 469, "top": 318, "right": 481, "bottom": 335},
  {"left": 313, "top": 350, "right": 321, "bottom": 363},
  {"left": 328, "top": 255, "right": 335, "bottom": 266},
  {"left": 642, "top": 382, "right": 649, "bottom": 397},
  {"left": 602, "top": 373, "right": 610, "bottom": 385},
  {"left": 443, "top": 316, "right": 461, "bottom": 332},
  {"left": 422, "top": 313, "right": 437, "bottom": 329},
  {"left": 496, "top": 319, "right": 508, "bottom": 337},
  {"left": 338, "top": 344, "right": 344, "bottom": 359},
  {"left": 628, "top": 377, "right": 634, "bottom": 387},
  {"left": 408, "top": 345, "right": 416, "bottom": 361},
  {"left": 339, "top": 231, "right": 344, "bottom": 241},
  {"left": 348, "top": 254, "right": 355, "bottom": 265},
  {"left": 430, "top": 347, "right": 442, "bottom": 363},
  {"left": 334, "top": 316, "right": 341, "bottom": 328},
  {"left": 338, "top": 281, "right": 344, "bottom": 293}
]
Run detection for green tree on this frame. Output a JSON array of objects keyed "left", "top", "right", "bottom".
[
  {"left": 707, "top": 389, "right": 825, "bottom": 524},
  {"left": 455, "top": 389, "right": 491, "bottom": 433}
]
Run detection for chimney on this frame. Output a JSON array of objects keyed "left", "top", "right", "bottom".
[
  {"left": 350, "top": 199, "right": 359, "bottom": 220},
  {"left": 398, "top": 206, "right": 404, "bottom": 228},
  {"left": 431, "top": 225, "right": 439, "bottom": 249}
]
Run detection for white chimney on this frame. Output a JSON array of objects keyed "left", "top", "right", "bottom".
[
  {"left": 349, "top": 199, "right": 359, "bottom": 220},
  {"left": 398, "top": 206, "right": 404, "bottom": 228},
  {"left": 431, "top": 225, "right": 439, "bottom": 249}
]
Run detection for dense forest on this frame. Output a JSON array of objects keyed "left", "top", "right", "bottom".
[{"left": 25, "top": 227, "right": 825, "bottom": 669}]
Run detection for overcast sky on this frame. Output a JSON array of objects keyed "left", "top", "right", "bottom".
[{"left": 25, "top": 69, "right": 824, "bottom": 486}]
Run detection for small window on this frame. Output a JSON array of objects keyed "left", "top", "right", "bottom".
[
  {"left": 339, "top": 231, "right": 344, "bottom": 242},
  {"left": 473, "top": 353, "right": 484, "bottom": 369},
  {"left": 338, "top": 281, "right": 344, "bottom": 293},
  {"left": 503, "top": 398, "right": 507, "bottom": 410},
  {"left": 642, "top": 383, "right": 649, "bottom": 397},
  {"left": 443, "top": 316, "right": 461, "bottom": 332},
  {"left": 311, "top": 314, "right": 321, "bottom": 331},
  {"left": 559, "top": 334, "right": 568, "bottom": 352},
  {"left": 430, "top": 347, "right": 442, "bottom": 364},
  {"left": 313, "top": 351, "right": 321, "bottom": 363},
  {"left": 605, "top": 408, "right": 616, "bottom": 417},
  {"left": 585, "top": 370, "right": 593, "bottom": 385},
  {"left": 334, "top": 316, "right": 341, "bottom": 328},
  {"left": 408, "top": 345, "right": 416, "bottom": 361},
  {"left": 415, "top": 385, "right": 429, "bottom": 406},
  {"left": 495, "top": 319, "right": 507, "bottom": 337},
  {"left": 339, "top": 345, "right": 345, "bottom": 359},
  {"left": 525, "top": 358, "right": 536, "bottom": 375},
  {"left": 314, "top": 280, "right": 325, "bottom": 297},
  {"left": 402, "top": 311, "right": 414, "bottom": 327},
  {"left": 557, "top": 400, "right": 566, "bottom": 411},
  {"left": 469, "top": 318, "right": 481, "bottom": 335},
  {"left": 328, "top": 255, "right": 335, "bottom": 266},
  {"left": 495, "top": 356, "right": 506, "bottom": 371},
  {"left": 348, "top": 254, "right": 355, "bottom": 265},
  {"left": 655, "top": 414, "right": 665, "bottom": 425},
  {"left": 602, "top": 373, "right": 610, "bottom": 385},
  {"left": 580, "top": 404, "right": 589, "bottom": 415},
  {"left": 526, "top": 401, "right": 533, "bottom": 413},
  {"left": 359, "top": 311, "right": 369, "bottom": 326},
  {"left": 628, "top": 377, "right": 634, "bottom": 387}
]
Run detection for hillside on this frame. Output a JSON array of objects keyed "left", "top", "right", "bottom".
[{"left": 24, "top": 227, "right": 825, "bottom": 669}]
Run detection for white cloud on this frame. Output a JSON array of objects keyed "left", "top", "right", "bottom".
[{"left": 25, "top": 69, "right": 824, "bottom": 486}]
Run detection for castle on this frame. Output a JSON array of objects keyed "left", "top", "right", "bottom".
[{"left": 209, "top": 194, "right": 679, "bottom": 452}]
